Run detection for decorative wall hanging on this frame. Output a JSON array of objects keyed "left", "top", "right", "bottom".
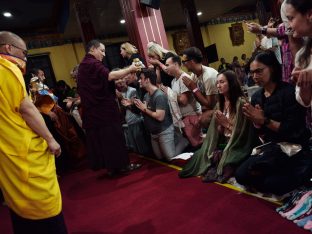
[
  {"left": 229, "top": 23, "right": 244, "bottom": 46},
  {"left": 172, "top": 31, "right": 191, "bottom": 55}
]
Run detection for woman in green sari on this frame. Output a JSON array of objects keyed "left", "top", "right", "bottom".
[{"left": 179, "top": 70, "right": 258, "bottom": 183}]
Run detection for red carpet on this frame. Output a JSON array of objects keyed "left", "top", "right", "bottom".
[{"left": 0, "top": 155, "right": 306, "bottom": 234}]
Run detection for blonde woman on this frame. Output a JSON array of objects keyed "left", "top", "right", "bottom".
[
  {"left": 120, "top": 42, "right": 145, "bottom": 67},
  {"left": 147, "top": 41, "right": 175, "bottom": 87}
]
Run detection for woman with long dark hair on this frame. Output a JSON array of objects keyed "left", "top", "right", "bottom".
[
  {"left": 285, "top": 0, "right": 312, "bottom": 130},
  {"left": 179, "top": 70, "right": 258, "bottom": 183},
  {"left": 236, "top": 50, "right": 312, "bottom": 195}
]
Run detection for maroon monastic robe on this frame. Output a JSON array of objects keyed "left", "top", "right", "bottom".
[
  {"left": 77, "top": 54, "right": 129, "bottom": 170},
  {"left": 77, "top": 54, "right": 120, "bottom": 128}
]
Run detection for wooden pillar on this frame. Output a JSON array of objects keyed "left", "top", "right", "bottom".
[
  {"left": 119, "top": 0, "right": 169, "bottom": 65},
  {"left": 74, "top": 0, "right": 96, "bottom": 50},
  {"left": 180, "top": 0, "right": 208, "bottom": 65}
]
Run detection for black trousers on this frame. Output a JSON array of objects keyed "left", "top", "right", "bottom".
[
  {"left": 235, "top": 145, "right": 312, "bottom": 195},
  {"left": 10, "top": 210, "right": 68, "bottom": 234},
  {"left": 86, "top": 123, "right": 129, "bottom": 171}
]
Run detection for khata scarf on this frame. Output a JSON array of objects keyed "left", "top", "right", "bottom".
[{"left": 0, "top": 53, "right": 26, "bottom": 74}]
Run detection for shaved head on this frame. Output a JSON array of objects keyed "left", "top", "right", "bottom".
[
  {"left": 0, "top": 31, "right": 27, "bottom": 59},
  {"left": 0, "top": 31, "right": 25, "bottom": 48}
]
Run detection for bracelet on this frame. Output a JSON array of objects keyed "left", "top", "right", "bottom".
[
  {"left": 143, "top": 108, "right": 147, "bottom": 113},
  {"left": 192, "top": 87, "right": 199, "bottom": 93}
]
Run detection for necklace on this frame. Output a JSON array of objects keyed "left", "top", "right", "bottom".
[{"left": 223, "top": 101, "right": 230, "bottom": 116}]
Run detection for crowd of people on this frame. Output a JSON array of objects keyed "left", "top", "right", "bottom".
[{"left": 0, "top": 0, "right": 312, "bottom": 233}]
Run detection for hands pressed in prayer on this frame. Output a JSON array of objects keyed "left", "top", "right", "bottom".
[
  {"left": 115, "top": 90, "right": 123, "bottom": 100},
  {"left": 182, "top": 76, "right": 197, "bottom": 90},
  {"left": 148, "top": 57, "right": 160, "bottom": 66},
  {"left": 215, "top": 110, "right": 231, "bottom": 129},
  {"left": 292, "top": 68, "right": 312, "bottom": 88},
  {"left": 133, "top": 99, "right": 147, "bottom": 112},
  {"left": 159, "top": 84, "right": 168, "bottom": 95},
  {"left": 242, "top": 103, "right": 265, "bottom": 125},
  {"left": 121, "top": 98, "right": 133, "bottom": 107},
  {"left": 292, "top": 67, "right": 312, "bottom": 106}
]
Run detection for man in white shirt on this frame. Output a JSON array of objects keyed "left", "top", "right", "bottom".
[
  {"left": 164, "top": 52, "right": 203, "bottom": 147},
  {"left": 181, "top": 47, "right": 218, "bottom": 127}
]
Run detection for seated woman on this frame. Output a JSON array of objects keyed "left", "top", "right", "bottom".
[
  {"left": 179, "top": 70, "right": 258, "bottom": 183},
  {"left": 235, "top": 50, "right": 312, "bottom": 195}
]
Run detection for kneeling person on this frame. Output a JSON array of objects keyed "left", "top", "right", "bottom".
[
  {"left": 134, "top": 68, "right": 187, "bottom": 161},
  {"left": 165, "top": 52, "right": 203, "bottom": 147}
]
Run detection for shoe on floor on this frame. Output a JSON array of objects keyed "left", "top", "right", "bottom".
[
  {"left": 120, "top": 163, "right": 142, "bottom": 173},
  {"left": 202, "top": 167, "right": 218, "bottom": 183},
  {"left": 128, "top": 163, "right": 142, "bottom": 171}
]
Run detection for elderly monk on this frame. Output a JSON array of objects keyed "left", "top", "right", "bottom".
[
  {"left": 77, "top": 39, "right": 142, "bottom": 176},
  {"left": 0, "top": 31, "right": 67, "bottom": 233}
]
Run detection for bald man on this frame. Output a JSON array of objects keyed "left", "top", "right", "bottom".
[{"left": 0, "top": 31, "right": 67, "bottom": 233}]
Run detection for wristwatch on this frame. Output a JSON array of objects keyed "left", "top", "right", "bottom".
[
  {"left": 261, "top": 26, "right": 268, "bottom": 35},
  {"left": 263, "top": 117, "right": 271, "bottom": 126}
]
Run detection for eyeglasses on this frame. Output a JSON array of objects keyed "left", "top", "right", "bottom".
[
  {"left": 250, "top": 67, "right": 266, "bottom": 76},
  {"left": 0, "top": 43, "right": 28, "bottom": 57},
  {"left": 12, "top": 44, "right": 28, "bottom": 57}
]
